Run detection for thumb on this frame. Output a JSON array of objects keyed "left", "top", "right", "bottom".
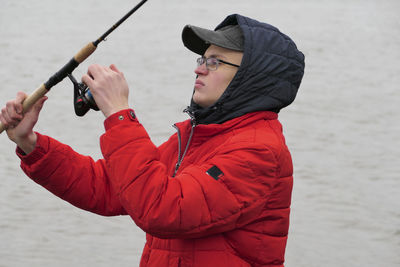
[
  {"left": 26, "top": 96, "right": 48, "bottom": 116},
  {"left": 34, "top": 96, "right": 48, "bottom": 112}
]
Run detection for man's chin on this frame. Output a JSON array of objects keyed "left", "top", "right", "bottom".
[{"left": 192, "top": 98, "right": 208, "bottom": 108}]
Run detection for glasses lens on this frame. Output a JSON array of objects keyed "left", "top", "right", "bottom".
[
  {"left": 196, "top": 57, "right": 220, "bottom": 71},
  {"left": 197, "top": 57, "right": 205, "bottom": 67},
  {"left": 206, "top": 58, "right": 219, "bottom": 71}
]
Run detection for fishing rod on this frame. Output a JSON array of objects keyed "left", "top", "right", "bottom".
[{"left": 0, "top": 0, "right": 149, "bottom": 133}]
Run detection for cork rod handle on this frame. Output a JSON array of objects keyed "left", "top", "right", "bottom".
[
  {"left": 0, "top": 42, "right": 97, "bottom": 134},
  {"left": 0, "top": 84, "right": 48, "bottom": 134}
]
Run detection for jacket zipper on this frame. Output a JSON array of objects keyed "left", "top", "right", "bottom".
[{"left": 172, "top": 121, "right": 196, "bottom": 177}]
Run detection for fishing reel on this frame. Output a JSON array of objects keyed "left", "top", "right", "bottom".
[{"left": 67, "top": 74, "right": 99, "bottom": 116}]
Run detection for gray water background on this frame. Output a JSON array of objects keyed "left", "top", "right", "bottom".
[{"left": 1, "top": 0, "right": 399, "bottom": 266}]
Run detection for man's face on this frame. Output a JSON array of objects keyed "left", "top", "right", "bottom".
[{"left": 193, "top": 45, "right": 243, "bottom": 108}]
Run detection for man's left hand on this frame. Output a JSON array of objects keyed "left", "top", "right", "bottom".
[{"left": 82, "top": 64, "right": 130, "bottom": 118}]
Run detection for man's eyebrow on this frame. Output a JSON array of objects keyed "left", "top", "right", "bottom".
[{"left": 205, "top": 53, "right": 227, "bottom": 59}]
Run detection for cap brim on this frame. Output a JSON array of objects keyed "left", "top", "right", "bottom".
[
  {"left": 182, "top": 25, "right": 243, "bottom": 55},
  {"left": 182, "top": 25, "right": 211, "bottom": 55}
]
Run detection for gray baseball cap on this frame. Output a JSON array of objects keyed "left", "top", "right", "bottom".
[{"left": 182, "top": 24, "right": 244, "bottom": 55}]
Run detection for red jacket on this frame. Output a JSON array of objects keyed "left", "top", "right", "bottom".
[{"left": 19, "top": 110, "right": 293, "bottom": 267}]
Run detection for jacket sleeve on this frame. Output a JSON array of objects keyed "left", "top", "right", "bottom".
[
  {"left": 101, "top": 111, "right": 282, "bottom": 239},
  {"left": 18, "top": 132, "right": 126, "bottom": 216}
]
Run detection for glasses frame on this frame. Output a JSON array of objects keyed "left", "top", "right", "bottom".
[{"left": 197, "top": 56, "right": 240, "bottom": 71}]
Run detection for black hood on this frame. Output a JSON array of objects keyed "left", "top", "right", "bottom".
[{"left": 185, "top": 14, "right": 305, "bottom": 125}]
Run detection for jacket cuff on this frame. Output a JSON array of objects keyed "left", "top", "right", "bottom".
[
  {"left": 16, "top": 132, "right": 49, "bottom": 165},
  {"left": 104, "top": 109, "right": 137, "bottom": 131}
]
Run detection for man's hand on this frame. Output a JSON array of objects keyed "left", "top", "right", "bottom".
[
  {"left": 0, "top": 92, "right": 47, "bottom": 154},
  {"left": 82, "top": 64, "right": 130, "bottom": 118}
]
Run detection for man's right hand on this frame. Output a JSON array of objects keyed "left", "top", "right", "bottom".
[{"left": 0, "top": 92, "right": 47, "bottom": 154}]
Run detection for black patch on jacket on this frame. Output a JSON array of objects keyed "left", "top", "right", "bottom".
[{"left": 206, "top": 166, "right": 224, "bottom": 180}]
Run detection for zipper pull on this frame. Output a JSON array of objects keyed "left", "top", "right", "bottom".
[
  {"left": 184, "top": 107, "right": 197, "bottom": 126},
  {"left": 173, "top": 162, "right": 181, "bottom": 177}
]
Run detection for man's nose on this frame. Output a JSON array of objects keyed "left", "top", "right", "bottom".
[{"left": 195, "top": 63, "right": 209, "bottom": 75}]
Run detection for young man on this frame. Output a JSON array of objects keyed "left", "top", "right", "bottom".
[{"left": 1, "top": 14, "right": 304, "bottom": 267}]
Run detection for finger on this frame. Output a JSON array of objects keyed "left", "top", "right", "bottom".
[
  {"left": 6, "top": 101, "right": 23, "bottom": 122},
  {"left": 109, "top": 64, "right": 121, "bottom": 74},
  {"left": 82, "top": 64, "right": 104, "bottom": 88},
  {"left": 3, "top": 108, "right": 20, "bottom": 127},
  {"left": 15, "top": 91, "right": 28, "bottom": 114},
  {"left": 88, "top": 64, "right": 108, "bottom": 78},
  {"left": 81, "top": 73, "right": 95, "bottom": 88},
  {"left": 109, "top": 64, "right": 125, "bottom": 79},
  {"left": 1, "top": 107, "right": 13, "bottom": 127},
  {"left": 0, "top": 109, "right": 10, "bottom": 128}
]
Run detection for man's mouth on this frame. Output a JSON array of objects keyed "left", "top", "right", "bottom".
[{"left": 194, "top": 79, "right": 205, "bottom": 88}]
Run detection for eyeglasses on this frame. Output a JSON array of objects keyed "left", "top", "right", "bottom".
[{"left": 196, "top": 56, "right": 240, "bottom": 71}]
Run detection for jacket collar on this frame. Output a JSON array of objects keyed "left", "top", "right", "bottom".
[{"left": 175, "top": 111, "right": 278, "bottom": 139}]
